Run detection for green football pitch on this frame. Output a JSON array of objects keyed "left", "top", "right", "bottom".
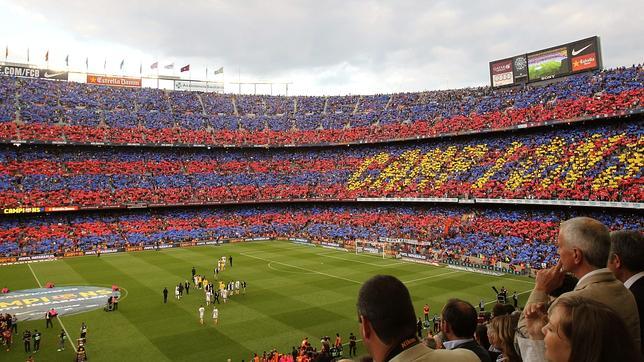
[
  {"left": 528, "top": 60, "right": 564, "bottom": 79},
  {"left": 0, "top": 240, "right": 534, "bottom": 361}
]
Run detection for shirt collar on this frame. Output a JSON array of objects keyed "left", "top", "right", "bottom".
[
  {"left": 624, "top": 271, "right": 644, "bottom": 289},
  {"left": 575, "top": 268, "right": 607, "bottom": 287},
  {"left": 443, "top": 338, "right": 473, "bottom": 350}
]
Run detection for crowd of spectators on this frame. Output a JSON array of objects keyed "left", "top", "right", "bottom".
[
  {"left": 0, "top": 204, "right": 640, "bottom": 270},
  {"left": 0, "top": 66, "right": 641, "bottom": 146},
  {"left": 0, "top": 120, "right": 640, "bottom": 209},
  {"left": 352, "top": 216, "right": 642, "bottom": 361}
]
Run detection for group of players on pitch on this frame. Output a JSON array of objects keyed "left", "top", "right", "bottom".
[{"left": 163, "top": 255, "right": 247, "bottom": 326}]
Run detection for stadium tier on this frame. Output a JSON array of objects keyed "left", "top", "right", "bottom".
[
  {"left": 0, "top": 120, "right": 641, "bottom": 209},
  {"left": 0, "top": 66, "right": 641, "bottom": 147},
  {"left": 1, "top": 65, "right": 642, "bottom": 270},
  {"left": 0, "top": 204, "right": 640, "bottom": 269}
]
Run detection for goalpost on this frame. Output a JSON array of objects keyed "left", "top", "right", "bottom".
[{"left": 354, "top": 240, "right": 388, "bottom": 259}]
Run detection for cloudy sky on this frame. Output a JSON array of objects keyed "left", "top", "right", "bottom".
[{"left": 0, "top": 0, "right": 642, "bottom": 95}]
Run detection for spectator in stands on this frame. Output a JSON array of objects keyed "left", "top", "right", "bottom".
[
  {"left": 440, "top": 299, "right": 491, "bottom": 362},
  {"left": 607, "top": 229, "right": 644, "bottom": 354},
  {"left": 517, "top": 217, "right": 641, "bottom": 356},
  {"left": 356, "top": 274, "right": 478, "bottom": 361},
  {"left": 524, "top": 295, "right": 640, "bottom": 362},
  {"left": 2, "top": 66, "right": 643, "bottom": 148},
  {"left": 487, "top": 314, "right": 520, "bottom": 362},
  {"left": 474, "top": 325, "right": 496, "bottom": 360}
]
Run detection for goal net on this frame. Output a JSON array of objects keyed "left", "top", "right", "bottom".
[{"left": 354, "top": 240, "right": 391, "bottom": 259}]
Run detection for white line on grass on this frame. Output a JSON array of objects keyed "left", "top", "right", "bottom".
[
  {"left": 27, "top": 263, "right": 77, "bottom": 353},
  {"left": 241, "top": 252, "right": 362, "bottom": 285},
  {"left": 28, "top": 263, "right": 42, "bottom": 288},
  {"left": 267, "top": 262, "right": 316, "bottom": 274},
  {"left": 402, "top": 270, "right": 462, "bottom": 284},
  {"left": 315, "top": 252, "right": 399, "bottom": 267}
]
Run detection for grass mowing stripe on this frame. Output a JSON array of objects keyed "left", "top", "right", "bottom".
[
  {"left": 3, "top": 242, "right": 537, "bottom": 360},
  {"left": 96, "top": 253, "right": 243, "bottom": 360},
  {"left": 131, "top": 246, "right": 354, "bottom": 358},
  {"left": 240, "top": 252, "right": 363, "bottom": 285},
  {"left": 28, "top": 262, "right": 78, "bottom": 353}
]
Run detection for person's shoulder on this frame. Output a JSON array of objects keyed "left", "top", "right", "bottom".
[
  {"left": 392, "top": 344, "right": 478, "bottom": 362},
  {"left": 426, "top": 347, "right": 480, "bottom": 362}
]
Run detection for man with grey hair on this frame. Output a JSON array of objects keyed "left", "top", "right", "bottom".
[
  {"left": 517, "top": 217, "right": 641, "bottom": 358},
  {"left": 608, "top": 229, "right": 644, "bottom": 353}
]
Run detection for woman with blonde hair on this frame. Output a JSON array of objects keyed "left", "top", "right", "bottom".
[{"left": 487, "top": 314, "right": 521, "bottom": 362}]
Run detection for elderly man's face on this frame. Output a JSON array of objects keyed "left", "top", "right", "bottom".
[{"left": 556, "top": 232, "right": 575, "bottom": 272}]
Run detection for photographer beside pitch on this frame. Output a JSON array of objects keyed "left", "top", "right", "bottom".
[{"left": 356, "top": 275, "right": 477, "bottom": 361}]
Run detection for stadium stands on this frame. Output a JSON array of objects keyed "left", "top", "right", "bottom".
[
  {"left": 0, "top": 65, "right": 641, "bottom": 272},
  {"left": 0, "top": 204, "right": 640, "bottom": 269},
  {"left": 0, "top": 120, "right": 641, "bottom": 209},
  {"left": 0, "top": 66, "right": 641, "bottom": 147}
]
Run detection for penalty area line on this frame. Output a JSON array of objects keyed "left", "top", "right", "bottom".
[
  {"left": 241, "top": 252, "right": 362, "bottom": 285},
  {"left": 402, "top": 270, "right": 462, "bottom": 284},
  {"left": 27, "top": 263, "right": 77, "bottom": 353}
]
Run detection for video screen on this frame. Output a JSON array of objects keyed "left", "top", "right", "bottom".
[{"left": 528, "top": 47, "right": 569, "bottom": 81}]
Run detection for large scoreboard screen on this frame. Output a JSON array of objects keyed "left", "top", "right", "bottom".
[{"left": 489, "top": 36, "right": 601, "bottom": 87}]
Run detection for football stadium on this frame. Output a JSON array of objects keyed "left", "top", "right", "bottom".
[{"left": 0, "top": 2, "right": 643, "bottom": 361}]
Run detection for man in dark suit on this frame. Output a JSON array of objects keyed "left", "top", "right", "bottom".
[
  {"left": 441, "top": 298, "right": 491, "bottom": 362},
  {"left": 608, "top": 229, "right": 644, "bottom": 354}
]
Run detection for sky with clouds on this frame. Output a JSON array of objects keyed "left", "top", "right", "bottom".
[{"left": 0, "top": 0, "right": 642, "bottom": 95}]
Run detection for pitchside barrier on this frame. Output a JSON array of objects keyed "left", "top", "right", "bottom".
[
  {"left": 445, "top": 260, "right": 527, "bottom": 276},
  {"left": 0, "top": 239, "right": 227, "bottom": 265}
]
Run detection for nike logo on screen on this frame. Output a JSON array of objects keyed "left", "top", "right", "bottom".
[
  {"left": 44, "top": 72, "right": 64, "bottom": 78},
  {"left": 571, "top": 44, "right": 591, "bottom": 56}
]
